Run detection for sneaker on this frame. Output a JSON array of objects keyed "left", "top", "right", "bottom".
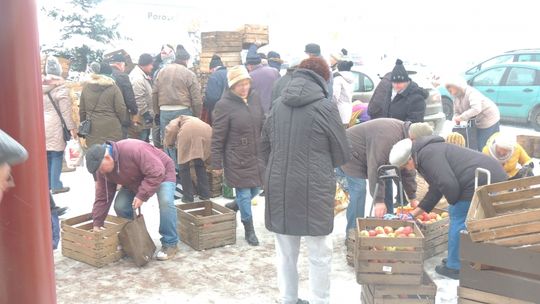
[
  {"left": 51, "top": 187, "right": 70, "bottom": 194},
  {"left": 435, "top": 264, "right": 459, "bottom": 280},
  {"left": 181, "top": 196, "right": 194, "bottom": 203},
  {"left": 53, "top": 206, "right": 68, "bottom": 217},
  {"left": 297, "top": 299, "right": 309, "bottom": 304},
  {"left": 156, "top": 246, "right": 178, "bottom": 261}
]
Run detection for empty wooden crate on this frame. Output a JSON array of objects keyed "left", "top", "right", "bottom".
[
  {"left": 61, "top": 213, "right": 128, "bottom": 267},
  {"left": 466, "top": 175, "right": 540, "bottom": 249},
  {"left": 177, "top": 201, "right": 236, "bottom": 250},
  {"left": 355, "top": 219, "right": 424, "bottom": 285},
  {"left": 361, "top": 271, "right": 437, "bottom": 304},
  {"left": 239, "top": 24, "right": 269, "bottom": 48},
  {"left": 460, "top": 233, "right": 540, "bottom": 303},
  {"left": 457, "top": 287, "right": 534, "bottom": 304}
]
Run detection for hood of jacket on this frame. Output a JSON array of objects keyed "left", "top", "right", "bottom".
[
  {"left": 335, "top": 71, "right": 354, "bottom": 84},
  {"left": 281, "top": 69, "right": 328, "bottom": 108},
  {"left": 412, "top": 135, "right": 445, "bottom": 160},
  {"left": 444, "top": 76, "right": 468, "bottom": 91},
  {"left": 42, "top": 75, "right": 65, "bottom": 94},
  {"left": 85, "top": 73, "right": 116, "bottom": 93},
  {"left": 400, "top": 81, "right": 429, "bottom": 100}
]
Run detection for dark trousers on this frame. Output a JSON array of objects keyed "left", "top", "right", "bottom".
[{"left": 178, "top": 159, "right": 210, "bottom": 201}]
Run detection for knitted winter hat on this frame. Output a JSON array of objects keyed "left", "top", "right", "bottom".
[
  {"left": 138, "top": 53, "right": 154, "bottom": 66},
  {"left": 446, "top": 132, "right": 466, "bottom": 147},
  {"left": 227, "top": 65, "right": 251, "bottom": 88},
  {"left": 409, "top": 122, "right": 433, "bottom": 140},
  {"left": 304, "top": 43, "right": 321, "bottom": 56},
  {"left": 245, "top": 44, "right": 261, "bottom": 65},
  {"left": 175, "top": 44, "right": 190, "bottom": 61},
  {"left": 391, "top": 59, "right": 410, "bottom": 83},
  {"left": 209, "top": 55, "right": 224, "bottom": 70},
  {"left": 46, "top": 56, "right": 63, "bottom": 77}
]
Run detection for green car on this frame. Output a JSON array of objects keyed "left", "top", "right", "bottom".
[{"left": 466, "top": 62, "right": 540, "bottom": 130}]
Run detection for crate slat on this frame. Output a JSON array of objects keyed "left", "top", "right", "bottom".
[
  {"left": 360, "top": 272, "right": 436, "bottom": 304},
  {"left": 457, "top": 287, "right": 534, "bottom": 304}
]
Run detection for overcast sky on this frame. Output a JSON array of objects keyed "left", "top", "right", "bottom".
[{"left": 37, "top": 0, "right": 538, "bottom": 76}]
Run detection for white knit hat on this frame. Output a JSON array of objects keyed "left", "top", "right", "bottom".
[
  {"left": 409, "top": 122, "right": 433, "bottom": 139},
  {"left": 389, "top": 138, "right": 413, "bottom": 167},
  {"left": 227, "top": 65, "right": 251, "bottom": 88}
]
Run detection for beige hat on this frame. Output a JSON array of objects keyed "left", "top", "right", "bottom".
[
  {"left": 389, "top": 138, "right": 413, "bottom": 167},
  {"left": 409, "top": 122, "right": 433, "bottom": 139},
  {"left": 227, "top": 65, "right": 251, "bottom": 88}
]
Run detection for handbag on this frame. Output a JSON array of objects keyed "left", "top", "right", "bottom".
[
  {"left": 118, "top": 208, "right": 156, "bottom": 267},
  {"left": 47, "top": 92, "right": 71, "bottom": 142},
  {"left": 452, "top": 119, "right": 478, "bottom": 150}
]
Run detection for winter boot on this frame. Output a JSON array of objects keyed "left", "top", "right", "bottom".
[
  {"left": 242, "top": 218, "right": 259, "bottom": 246},
  {"left": 225, "top": 200, "right": 239, "bottom": 212}
]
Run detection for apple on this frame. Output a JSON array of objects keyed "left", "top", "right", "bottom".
[
  {"left": 403, "top": 226, "right": 413, "bottom": 235},
  {"left": 408, "top": 233, "right": 417, "bottom": 238},
  {"left": 422, "top": 213, "right": 430, "bottom": 222},
  {"left": 359, "top": 230, "right": 370, "bottom": 237},
  {"left": 397, "top": 233, "right": 408, "bottom": 238},
  {"left": 436, "top": 214, "right": 442, "bottom": 221},
  {"left": 376, "top": 233, "right": 388, "bottom": 238},
  {"left": 387, "top": 232, "right": 396, "bottom": 238},
  {"left": 375, "top": 226, "right": 385, "bottom": 234},
  {"left": 441, "top": 212, "right": 449, "bottom": 218},
  {"left": 384, "top": 226, "right": 394, "bottom": 234},
  {"left": 395, "top": 227, "right": 405, "bottom": 234},
  {"left": 429, "top": 212, "right": 438, "bottom": 220},
  {"left": 368, "top": 230, "right": 377, "bottom": 237}
]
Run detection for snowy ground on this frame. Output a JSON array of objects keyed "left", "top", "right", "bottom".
[{"left": 52, "top": 121, "right": 537, "bottom": 304}]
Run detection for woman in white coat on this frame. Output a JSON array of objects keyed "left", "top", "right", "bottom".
[{"left": 332, "top": 60, "right": 355, "bottom": 127}]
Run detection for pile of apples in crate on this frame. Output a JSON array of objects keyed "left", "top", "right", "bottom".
[
  {"left": 359, "top": 225, "right": 416, "bottom": 252},
  {"left": 396, "top": 205, "right": 448, "bottom": 224}
]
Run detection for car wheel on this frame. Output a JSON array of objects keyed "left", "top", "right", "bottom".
[
  {"left": 442, "top": 97, "right": 453, "bottom": 121},
  {"left": 530, "top": 107, "right": 540, "bottom": 131}
]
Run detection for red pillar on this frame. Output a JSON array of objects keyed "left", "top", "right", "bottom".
[{"left": 0, "top": 0, "right": 57, "bottom": 303}]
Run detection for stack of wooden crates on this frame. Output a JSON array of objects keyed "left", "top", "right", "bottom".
[
  {"left": 354, "top": 219, "right": 437, "bottom": 303},
  {"left": 459, "top": 175, "right": 540, "bottom": 303},
  {"left": 517, "top": 134, "right": 540, "bottom": 158}
]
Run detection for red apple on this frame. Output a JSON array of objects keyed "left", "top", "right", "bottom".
[
  {"left": 368, "top": 230, "right": 377, "bottom": 237},
  {"left": 403, "top": 226, "right": 413, "bottom": 235},
  {"left": 383, "top": 226, "right": 394, "bottom": 234}
]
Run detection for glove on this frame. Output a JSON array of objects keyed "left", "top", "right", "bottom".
[
  {"left": 143, "top": 112, "right": 153, "bottom": 125},
  {"left": 154, "top": 114, "right": 160, "bottom": 126}
]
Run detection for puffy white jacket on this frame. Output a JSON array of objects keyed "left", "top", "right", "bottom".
[{"left": 332, "top": 71, "right": 354, "bottom": 124}]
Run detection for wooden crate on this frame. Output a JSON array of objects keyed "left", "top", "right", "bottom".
[
  {"left": 355, "top": 219, "right": 425, "bottom": 285},
  {"left": 416, "top": 208, "right": 449, "bottom": 259},
  {"left": 199, "top": 52, "right": 242, "bottom": 73},
  {"left": 239, "top": 24, "right": 269, "bottom": 48},
  {"left": 61, "top": 213, "right": 128, "bottom": 268},
  {"left": 202, "top": 31, "right": 243, "bottom": 47},
  {"left": 361, "top": 272, "right": 436, "bottom": 304},
  {"left": 460, "top": 233, "right": 540, "bottom": 303},
  {"left": 516, "top": 135, "right": 537, "bottom": 157},
  {"left": 466, "top": 175, "right": 540, "bottom": 248},
  {"left": 176, "top": 201, "right": 236, "bottom": 250},
  {"left": 457, "top": 287, "right": 534, "bottom": 304},
  {"left": 346, "top": 228, "right": 355, "bottom": 267},
  {"left": 207, "top": 171, "right": 223, "bottom": 198}
]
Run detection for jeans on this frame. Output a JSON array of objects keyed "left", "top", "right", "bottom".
[
  {"left": 337, "top": 169, "right": 367, "bottom": 232},
  {"left": 275, "top": 233, "right": 332, "bottom": 304},
  {"left": 114, "top": 181, "right": 178, "bottom": 247},
  {"left": 178, "top": 159, "right": 210, "bottom": 201},
  {"left": 235, "top": 187, "right": 260, "bottom": 221},
  {"left": 47, "top": 151, "right": 64, "bottom": 190},
  {"left": 160, "top": 109, "right": 193, "bottom": 166},
  {"left": 476, "top": 122, "right": 500, "bottom": 152},
  {"left": 447, "top": 200, "right": 471, "bottom": 270}
]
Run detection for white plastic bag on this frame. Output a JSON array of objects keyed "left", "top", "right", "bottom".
[{"left": 65, "top": 140, "right": 83, "bottom": 168}]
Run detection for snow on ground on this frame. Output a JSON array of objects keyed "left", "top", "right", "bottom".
[{"left": 52, "top": 121, "right": 536, "bottom": 303}]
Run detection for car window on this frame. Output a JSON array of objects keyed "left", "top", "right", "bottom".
[
  {"left": 467, "top": 55, "right": 513, "bottom": 75},
  {"left": 517, "top": 54, "right": 540, "bottom": 62},
  {"left": 505, "top": 67, "right": 536, "bottom": 86},
  {"left": 471, "top": 67, "right": 507, "bottom": 86},
  {"left": 352, "top": 71, "right": 374, "bottom": 92}
]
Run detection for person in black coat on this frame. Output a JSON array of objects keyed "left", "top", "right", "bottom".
[
  {"left": 389, "top": 135, "right": 506, "bottom": 280},
  {"left": 109, "top": 54, "right": 138, "bottom": 138},
  {"left": 204, "top": 55, "right": 227, "bottom": 125},
  {"left": 262, "top": 57, "right": 350, "bottom": 304},
  {"left": 368, "top": 59, "right": 427, "bottom": 123}
]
